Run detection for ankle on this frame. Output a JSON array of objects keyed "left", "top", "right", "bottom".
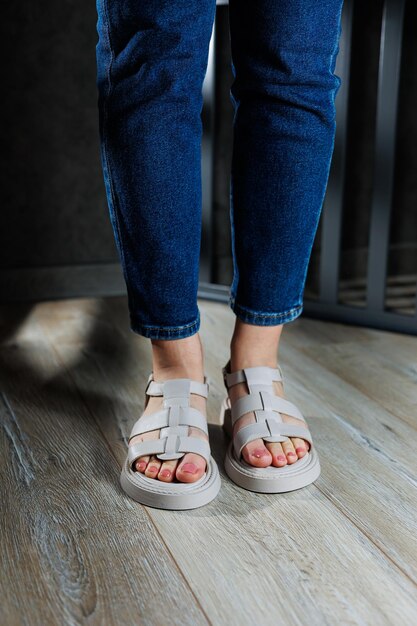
[
  {"left": 229, "top": 328, "right": 283, "bottom": 372},
  {"left": 152, "top": 364, "right": 205, "bottom": 383},
  {"left": 151, "top": 333, "right": 205, "bottom": 382},
  {"left": 229, "top": 352, "right": 279, "bottom": 372}
]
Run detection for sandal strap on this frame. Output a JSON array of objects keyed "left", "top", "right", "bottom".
[
  {"left": 127, "top": 374, "right": 211, "bottom": 468},
  {"left": 128, "top": 435, "right": 211, "bottom": 467},
  {"left": 221, "top": 363, "right": 313, "bottom": 459},
  {"left": 128, "top": 407, "right": 208, "bottom": 440},
  {"left": 222, "top": 361, "right": 283, "bottom": 390},
  {"left": 233, "top": 420, "right": 313, "bottom": 458},
  {"left": 231, "top": 393, "right": 306, "bottom": 427},
  {"left": 145, "top": 376, "right": 209, "bottom": 399}
]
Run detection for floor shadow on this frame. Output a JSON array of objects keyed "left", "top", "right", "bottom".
[
  {"left": 0, "top": 299, "right": 141, "bottom": 491},
  {"left": 0, "top": 298, "right": 278, "bottom": 515}
]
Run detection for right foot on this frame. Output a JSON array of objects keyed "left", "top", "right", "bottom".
[{"left": 129, "top": 370, "right": 209, "bottom": 484}]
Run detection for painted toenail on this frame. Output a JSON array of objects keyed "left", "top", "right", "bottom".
[
  {"left": 181, "top": 463, "right": 198, "bottom": 474},
  {"left": 252, "top": 449, "right": 269, "bottom": 458},
  {"left": 288, "top": 452, "right": 296, "bottom": 457},
  {"left": 148, "top": 466, "right": 158, "bottom": 472},
  {"left": 160, "top": 469, "right": 171, "bottom": 478},
  {"left": 137, "top": 462, "right": 146, "bottom": 471},
  {"left": 296, "top": 447, "right": 305, "bottom": 454},
  {"left": 277, "top": 455, "right": 286, "bottom": 462}
]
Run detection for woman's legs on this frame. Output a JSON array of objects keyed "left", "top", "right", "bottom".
[
  {"left": 227, "top": 0, "right": 344, "bottom": 321},
  {"left": 229, "top": 321, "right": 310, "bottom": 468},
  {"left": 95, "top": 0, "right": 217, "bottom": 482},
  {"left": 95, "top": 0, "right": 216, "bottom": 339},
  {"left": 226, "top": 0, "right": 344, "bottom": 466},
  {"left": 95, "top": 0, "right": 344, "bottom": 480},
  {"left": 136, "top": 334, "right": 209, "bottom": 483}
]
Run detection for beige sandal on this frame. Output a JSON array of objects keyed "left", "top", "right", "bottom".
[
  {"left": 120, "top": 373, "right": 221, "bottom": 510},
  {"left": 219, "top": 360, "right": 320, "bottom": 493}
]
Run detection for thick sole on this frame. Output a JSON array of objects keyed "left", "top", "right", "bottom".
[
  {"left": 120, "top": 455, "right": 221, "bottom": 510},
  {"left": 219, "top": 396, "right": 321, "bottom": 494}
]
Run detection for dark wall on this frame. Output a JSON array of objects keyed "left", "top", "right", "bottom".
[{"left": 0, "top": 2, "right": 116, "bottom": 274}]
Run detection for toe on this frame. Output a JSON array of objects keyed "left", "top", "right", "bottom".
[
  {"left": 282, "top": 439, "right": 298, "bottom": 464},
  {"left": 291, "top": 438, "right": 308, "bottom": 459},
  {"left": 158, "top": 460, "right": 177, "bottom": 482},
  {"left": 135, "top": 455, "right": 150, "bottom": 473},
  {"left": 265, "top": 442, "right": 287, "bottom": 467},
  {"left": 242, "top": 439, "right": 273, "bottom": 467},
  {"left": 144, "top": 455, "right": 161, "bottom": 478},
  {"left": 176, "top": 453, "right": 206, "bottom": 483},
  {"left": 130, "top": 430, "right": 161, "bottom": 474}
]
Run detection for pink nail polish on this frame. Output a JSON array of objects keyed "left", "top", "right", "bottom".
[
  {"left": 181, "top": 463, "right": 198, "bottom": 474},
  {"left": 296, "top": 447, "right": 305, "bottom": 454},
  {"left": 160, "top": 469, "right": 171, "bottom": 478},
  {"left": 288, "top": 451, "right": 296, "bottom": 457},
  {"left": 252, "top": 448, "right": 268, "bottom": 458},
  {"left": 148, "top": 465, "right": 158, "bottom": 472},
  {"left": 277, "top": 455, "right": 286, "bottom": 463}
]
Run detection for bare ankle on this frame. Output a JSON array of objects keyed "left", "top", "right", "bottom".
[
  {"left": 151, "top": 333, "right": 205, "bottom": 382},
  {"left": 229, "top": 320, "right": 283, "bottom": 370},
  {"left": 230, "top": 355, "right": 279, "bottom": 371},
  {"left": 153, "top": 364, "right": 205, "bottom": 383}
]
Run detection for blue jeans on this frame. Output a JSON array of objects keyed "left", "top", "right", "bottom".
[{"left": 95, "top": 0, "right": 344, "bottom": 340}]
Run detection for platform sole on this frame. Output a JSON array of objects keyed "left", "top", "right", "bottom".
[
  {"left": 220, "top": 396, "right": 321, "bottom": 493},
  {"left": 120, "top": 455, "right": 221, "bottom": 510}
]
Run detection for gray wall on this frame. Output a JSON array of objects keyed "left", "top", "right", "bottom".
[{"left": 0, "top": 1, "right": 121, "bottom": 301}]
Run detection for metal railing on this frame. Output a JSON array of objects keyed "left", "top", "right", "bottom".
[{"left": 200, "top": 0, "right": 417, "bottom": 335}]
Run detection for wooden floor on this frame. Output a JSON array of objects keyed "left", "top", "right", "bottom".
[{"left": 1, "top": 296, "right": 416, "bottom": 625}]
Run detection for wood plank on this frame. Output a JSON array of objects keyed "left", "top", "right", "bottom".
[
  {"left": 0, "top": 317, "right": 208, "bottom": 626},
  {"left": 281, "top": 341, "right": 417, "bottom": 477},
  {"left": 358, "top": 332, "right": 417, "bottom": 378},
  {"left": 33, "top": 297, "right": 417, "bottom": 625},
  {"left": 278, "top": 344, "right": 417, "bottom": 577},
  {"left": 298, "top": 340, "right": 417, "bottom": 431}
]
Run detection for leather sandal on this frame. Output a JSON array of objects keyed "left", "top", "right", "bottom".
[
  {"left": 120, "top": 373, "right": 221, "bottom": 510},
  {"left": 219, "top": 360, "right": 320, "bottom": 493}
]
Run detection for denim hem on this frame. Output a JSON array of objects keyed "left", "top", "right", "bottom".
[
  {"left": 130, "top": 313, "right": 201, "bottom": 340},
  {"left": 229, "top": 295, "right": 303, "bottom": 326}
]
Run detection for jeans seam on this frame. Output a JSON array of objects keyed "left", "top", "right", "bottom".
[
  {"left": 229, "top": 295, "right": 303, "bottom": 320},
  {"left": 132, "top": 317, "right": 200, "bottom": 332},
  {"left": 130, "top": 313, "right": 200, "bottom": 339},
  {"left": 101, "top": 0, "right": 137, "bottom": 311}
]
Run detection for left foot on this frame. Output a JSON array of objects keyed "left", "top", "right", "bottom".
[{"left": 227, "top": 361, "right": 310, "bottom": 468}]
